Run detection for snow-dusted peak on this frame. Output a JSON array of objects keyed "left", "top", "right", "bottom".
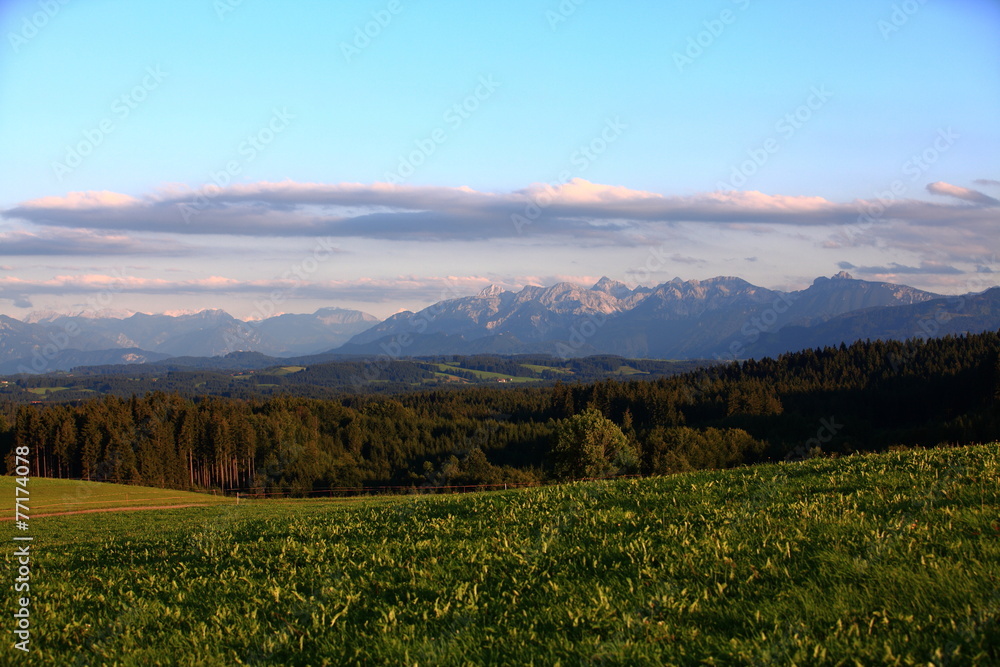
[
  {"left": 477, "top": 284, "right": 507, "bottom": 298},
  {"left": 591, "top": 276, "right": 637, "bottom": 300},
  {"left": 23, "top": 308, "right": 136, "bottom": 323}
]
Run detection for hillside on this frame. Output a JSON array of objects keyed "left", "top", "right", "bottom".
[
  {"left": 0, "top": 477, "right": 229, "bottom": 519},
  {"left": 18, "top": 444, "right": 1000, "bottom": 665},
  {"left": 746, "top": 287, "right": 1000, "bottom": 358},
  {"left": 3, "top": 331, "right": 998, "bottom": 495}
]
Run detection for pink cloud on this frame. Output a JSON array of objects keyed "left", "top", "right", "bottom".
[
  {"left": 22, "top": 190, "right": 140, "bottom": 210},
  {"left": 926, "top": 181, "right": 999, "bottom": 206}
]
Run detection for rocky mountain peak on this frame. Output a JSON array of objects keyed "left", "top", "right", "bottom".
[
  {"left": 591, "top": 276, "right": 632, "bottom": 298},
  {"left": 815, "top": 271, "right": 856, "bottom": 286},
  {"left": 477, "top": 284, "right": 507, "bottom": 298}
]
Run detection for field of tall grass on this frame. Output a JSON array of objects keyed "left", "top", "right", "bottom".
[{"left": 6, "top": 444, "right": 999, "bottom": 665}]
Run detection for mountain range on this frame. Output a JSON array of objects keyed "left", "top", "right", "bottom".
[
  {"left": 0, "top": 307, "right": 377, "bottom": 374},
  {"left": 1, "top": 272, "right": 998, "bottom": 374},
  {"left": 338, "top": 272, "right": 958, "bottom": 359}
]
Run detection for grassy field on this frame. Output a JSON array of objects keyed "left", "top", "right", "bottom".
[
  {"left": 0, "top": 478, "right": 231, "bottom": 520},
  {"left": 429, "top": 363, "right": 541, "bottom": 383},
  {"left": 272, "top": 366, "right": 307, "bottom": 376},
  {"left": 6, "top": 444, "right": 999, "bottom": 665},
  {"left": 519, "top": 363, "right": 572, "bottom": 375},
  {"left": 25, "top": 387, "right": 70, "bottom": 396}
]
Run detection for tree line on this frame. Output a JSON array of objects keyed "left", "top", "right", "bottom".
[{"left": 2, "top": 332, "right": 998, "bottom": 494}]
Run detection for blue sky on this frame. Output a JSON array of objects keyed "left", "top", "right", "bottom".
[{"left": 1, "top": 0, "right": 998, "bottom": 320}]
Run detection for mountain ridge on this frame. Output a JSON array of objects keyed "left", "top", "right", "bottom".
[
  {"left": 338, "top": 272, "right": 948, "bottom": 359},
  {"left": 2, "top": 273, "right": 997, "bottom": 374}
]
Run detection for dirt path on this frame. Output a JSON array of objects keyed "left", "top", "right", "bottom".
[{"left": 0, "top": 503, "right": 224, "bottom": 520}]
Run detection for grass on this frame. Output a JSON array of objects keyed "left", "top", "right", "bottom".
[
  {"left": 272, "top": 366, "right": 306, "bottom": 376},
  {"left": 520, "top": 363, "right": 573, "bottom": 375},
  {"left": 8, "top": 444, "right": 1000, "bottom": 665},
  {"left": 428, "top": 363, "right": 540, "bottom": 383},
  {"left": 0, "top": 478, "right": 230, "bottom": 519},
  {"left": 25, "top": 387, "right": 69, "bottom": 396},
  {"left": 430, "top": 372, "right": 470, "bottom": 383}
]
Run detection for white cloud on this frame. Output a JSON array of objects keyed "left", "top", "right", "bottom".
[
  {"left": 0, "top": 228, "right": 189, "bottom": 256},
  {"left": 6, "top": 179, "right": 997, "bottom": 244},
  {"left": 926, "top": 181, "right": 1000, "bottom": 206}
]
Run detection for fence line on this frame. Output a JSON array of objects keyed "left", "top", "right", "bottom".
[
  {"left": 214, "top": 474, "right": 646, "bottom": 499},
  {"left": 10, "top": 474, "right": 647, "bottom": 503}
]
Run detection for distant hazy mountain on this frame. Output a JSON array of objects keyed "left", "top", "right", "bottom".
[
  {"left": 338, "top": 272, "right": 955, "bottom": 359},
  {"left": 244, "top": 308, "right": 379, "bottom": 356},
  {"left": 0, "top": 348, "right": 173, "bottom": 375},
  {"left": 745, "top": 286, "right": 1000, "bottom": 358},
  {"left": 0, "top": 307, "right": 377, "bottom": 373}
]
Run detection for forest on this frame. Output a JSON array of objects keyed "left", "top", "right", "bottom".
[
  {"left": 2, "top": 332, "right": 998, "bottom": 495},
  {"left": 0, "top": 354, "right": 710, "bottom": 402}
]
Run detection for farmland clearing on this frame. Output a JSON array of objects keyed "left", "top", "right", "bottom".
[{"left": 7, "top": 444, "right": 1000, "bottom": 665}]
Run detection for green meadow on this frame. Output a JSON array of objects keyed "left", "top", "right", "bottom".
[
  {"left": 6, "top": 444, "right": 999, "bottom": 665},
  {"left": 430, "top": 363, "right": 540, "bottom": 383},
  {"left": 0, "top": 478, "right": 231, "bottom": 521}
]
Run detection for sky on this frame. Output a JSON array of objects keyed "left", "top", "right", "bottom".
[{"left": 1, "top": 0, "right": 998, "bottom": 321}]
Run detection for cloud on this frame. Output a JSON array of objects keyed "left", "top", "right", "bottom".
[
  {"left": 837, "top": 261, "right": 856, "bottom": 270},
  {"left": 0, "top": 271, "right": 680, "bottom": 308},
  {"left": 6, "top": 178, "right": 998, "bottom": 244},
  {"left": 664, "top": 253, "right": 705, "bottom": 265},
  {"left": 848, "top": 262, "right": 964, "bottom": 276},
  {"left": 973, "top": 179, "right": 1000, "bottom": 188},
  {"left": 0, "top": 273, "right": 509, "bottom": 305},
  {"left": 517, "top": 180, "right": 662, "bottom": 204},
  {"left": 24, "top": 191, "right": 141, "bottom": 209},
  {"left": 926, "top": 181, "right": 1000, "bottom": 206},
  {"left": 0, "top": 228, "right": 189, "bottom": 256}
]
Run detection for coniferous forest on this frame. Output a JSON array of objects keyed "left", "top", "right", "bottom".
[{"left": 2, "top": 332, "right": 998, "bottom": 495}]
